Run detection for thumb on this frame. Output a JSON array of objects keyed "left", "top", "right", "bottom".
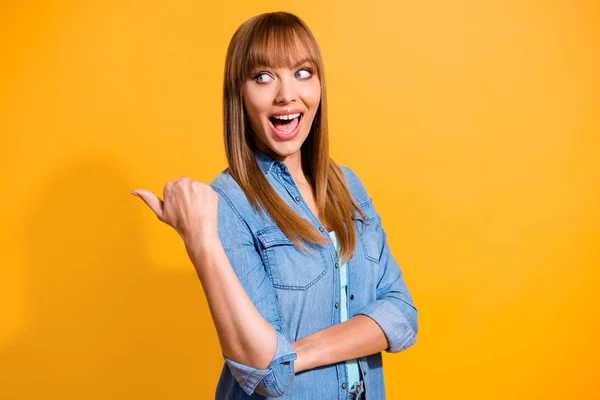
[{"left": 132, "top": 189, "right": 164, "bottom": 221}]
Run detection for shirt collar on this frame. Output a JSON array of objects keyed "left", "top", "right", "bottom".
[{"left": 255, "top": 149, "right": 280, "bottom": 175}]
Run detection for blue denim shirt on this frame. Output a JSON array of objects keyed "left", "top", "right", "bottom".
[
  {"left": 210, "top": 150, "right": 418, "bottom": 399},
  {"left": 329, "top": 230, "right": 362, "bottom": 388}
]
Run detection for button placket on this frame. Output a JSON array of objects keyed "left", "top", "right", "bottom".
[
  {"left": 274, "top": 166, "right": 307, "bottom": 213},
  {"left": 274, "top": 165, "right": 326, "bottom": 235}
]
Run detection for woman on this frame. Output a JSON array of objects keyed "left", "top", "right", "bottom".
[{"left": 132, "top": 12, "right": 418, "bottom": 399}]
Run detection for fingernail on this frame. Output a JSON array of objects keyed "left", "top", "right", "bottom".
[{"left": 131, "top": 191, "right": 139, "bottom": 197}]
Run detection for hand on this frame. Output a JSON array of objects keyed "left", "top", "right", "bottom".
[{"left": 131, "top": 177, "right": 219, "bottom": 247}]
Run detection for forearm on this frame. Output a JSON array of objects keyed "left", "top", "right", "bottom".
[
  {"left": 185, "top": 236, "right": 277, "bottom": 370},
  {"left": 292, "top": 314, "right": 388, "bottom": 373}
]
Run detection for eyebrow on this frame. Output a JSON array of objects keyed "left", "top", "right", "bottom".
[{"left": 291, "top": 58, "right": 314, "bottom": 69}]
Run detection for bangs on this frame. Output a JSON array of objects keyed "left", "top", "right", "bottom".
[{"left": 242, "top": 17, "right": 321, "bottom": 77}]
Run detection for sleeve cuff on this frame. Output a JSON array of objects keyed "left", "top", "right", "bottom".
[
  {"left": 356, "top": 299, "right": 417, "bottom": 353},
  {"left": 223, "top": 330, "right": 297, "bottom": 396}
]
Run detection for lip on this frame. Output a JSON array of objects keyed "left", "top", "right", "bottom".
[
  {"left": 270, "top": 108, "right": 304, "bottom": 117},
  {"left": 268, "top": 112, "right": 303, "bottom": 141}
]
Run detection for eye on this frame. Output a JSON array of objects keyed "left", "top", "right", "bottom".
[
  {"left": 295, "top": 68, "right": 312, "bottom": 79},
  {"left": 254, "top": 72, "right": 273, "bottom": 84}
]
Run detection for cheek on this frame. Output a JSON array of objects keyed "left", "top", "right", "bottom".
[
  {"left": 302, "top": 80, "right": 321, "bottom": 109},
  {"left": 245, "top": 103, "right": 262, "bottom": 126},
  {"left": 243, "top": 85, "right": 270, "bottom": 120},
  {"left": 243, "top": 101, "right": 267, "bottom": 131}
]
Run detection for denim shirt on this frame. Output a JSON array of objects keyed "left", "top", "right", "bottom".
[
  {"left": 329, "top": 230, "right": 362, "bottom": 388},
  {"left": 210, "top": 150, "right": 418, "bottom": 399}
]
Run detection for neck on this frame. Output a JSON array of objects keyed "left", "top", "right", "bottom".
[
  {"left": 258, "top": 144, "right": 306, "bottom": 184},
  {"left": 284, "top": 151, "right": 304, "bottom": 183}
]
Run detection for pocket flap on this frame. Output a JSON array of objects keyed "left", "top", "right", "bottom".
[
  {"left": 256, "top": 226, "right": 327, "bottom": 290},
  {"left": 257, "top": 227, "right": 294, "bottom": 248}
]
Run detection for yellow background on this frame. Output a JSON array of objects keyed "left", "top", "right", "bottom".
[{"left": 1, "top": 1, "right": 599, "bottom": 399}]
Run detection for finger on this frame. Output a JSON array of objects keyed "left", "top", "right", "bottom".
[
  {"left": 163, "top": 176, "right": 191, "bottom": 200},
  {"left": 131, "top": 189, "right": 164, "bottom": 220},
  {"left": 169, "top": 176, "right": 190, "bottom": 185}
]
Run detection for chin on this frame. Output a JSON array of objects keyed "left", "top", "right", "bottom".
[
  {"left": 260, "top": 131, "right": 307, "bottom": 155},
  {"left": 268, "top": 141, "right": 302, "bottom": 157}
]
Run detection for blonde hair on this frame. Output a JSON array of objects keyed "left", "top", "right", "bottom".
[{"left": 223, "top": 12, "right": 366, "bottom": 263}]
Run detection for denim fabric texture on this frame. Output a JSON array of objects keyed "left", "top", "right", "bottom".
[
  {"left": 329, "top": 230, "right": 362, "bottom": 388},
  {"left": 211, "top": 150, "right": 418, "bottom": 399}
]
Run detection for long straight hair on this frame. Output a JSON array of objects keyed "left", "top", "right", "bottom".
[{"left": 223, "top": 12, "right": 366, "bottom": 263}]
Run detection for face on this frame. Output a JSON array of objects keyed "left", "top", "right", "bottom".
[{"left": 242, "top": 56, "right": 321, "bottom": 163}]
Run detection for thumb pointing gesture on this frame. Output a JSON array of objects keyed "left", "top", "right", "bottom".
[
  {"left": 132, "top": 189, "right": 165, "bottom": 221},
  {"left": 131, "top": 178, "right": 220, "bottom": 246}
]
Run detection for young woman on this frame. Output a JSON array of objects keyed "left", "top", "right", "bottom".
[{"left": 132, "top": 12, "right": 418, "bottom": 400}]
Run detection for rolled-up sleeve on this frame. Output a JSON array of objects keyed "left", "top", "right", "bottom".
[
  {"left": 356, "top": 204, "right": 419, "bottom": 353},
  {"left": 212, "top": 186, "right": 296, "bottom": 397},
  {"left": 224, "top": 330, "right": 297, "bottom": 396}
]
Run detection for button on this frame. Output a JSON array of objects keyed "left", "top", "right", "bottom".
[
  {"left": 342, "top": 383, "right": 347, "bottom": 389},
  {"left": 350, "top": 294, "right": 355, "bottom": 300},
  {"left": 295, "top": 196, "right": 300, "bottom": 202},
  {"left": 319, "top": 227, "right": 324, "bottom": 232},
  {"left": 335, "top": 262, "right": 339, "bottom": 269},
  {"left": 279, "top": 164, "right": 285, "bottom": 170},
  {"left": 335, "top": 302, "right": 339, "bottom": 309},
  {"left": 363, "top": 370, "right": 367, "bottom": 376}
]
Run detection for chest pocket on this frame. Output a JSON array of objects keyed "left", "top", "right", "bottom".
[
  {"left": 355, "top": 200, "right": 381, "bottom": 264},
  {"left": 257, "top": 226, "right": 327, "bottom": 290}
]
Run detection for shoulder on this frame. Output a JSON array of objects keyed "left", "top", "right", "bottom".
[
  {"left": 338, "top": 164, "right": 372, "bottom": 206},
  {"left": 209, "top": 167, "right": 250, "bottom": 206},
  {"left": 210, "top": 167, "right": 239, "bottom": 195},
  {"left": 209, "top": 167, "right": 264, "bottom": 229},
  {"left": 209, "top": 168, "right": 248, "bottom": 217}
]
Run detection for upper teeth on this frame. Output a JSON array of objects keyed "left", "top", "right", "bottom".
[{"left": 273, "top": 113, "right": 301, "bottom": 120}]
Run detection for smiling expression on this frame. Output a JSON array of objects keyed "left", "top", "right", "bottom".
[{"left": 242, "top": 56, "right": 321, "bottom": 162}]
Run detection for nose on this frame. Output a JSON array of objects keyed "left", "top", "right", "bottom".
[{"left": 274, "top": 76, "right": 297, "bottom": 105}]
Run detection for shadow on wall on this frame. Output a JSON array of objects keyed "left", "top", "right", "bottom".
[{"left": 0, "top": 153, "right": 223, "bottom": 400}]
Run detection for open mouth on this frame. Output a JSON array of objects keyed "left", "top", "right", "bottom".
[{"left": 269, "top": 112, "right": 303, "bottom": 135}]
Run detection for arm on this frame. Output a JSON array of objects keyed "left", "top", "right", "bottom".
[
  {"left": 132, "top": 180, "right": 295, "bottom": 397},
  {"left": 355, "top": 202, "right": 419, "bottom": 352},
  {"left": 293, "top": 198, "right": 419, "bottom": 373},
  {"left": 188, "top": 237, "right": 296, "bottom": 392},
  {"left": 188, "top": 237, "right": 277, "bottom": 369},
  {"left": 189, "top": 238, "right": 296, "bottom": 396},
  {"left": 292, "top": 314, "right": 388, "bottom": 373},
  {"left": 192, "top": 188, "right": 297, "bottom": 397}
]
